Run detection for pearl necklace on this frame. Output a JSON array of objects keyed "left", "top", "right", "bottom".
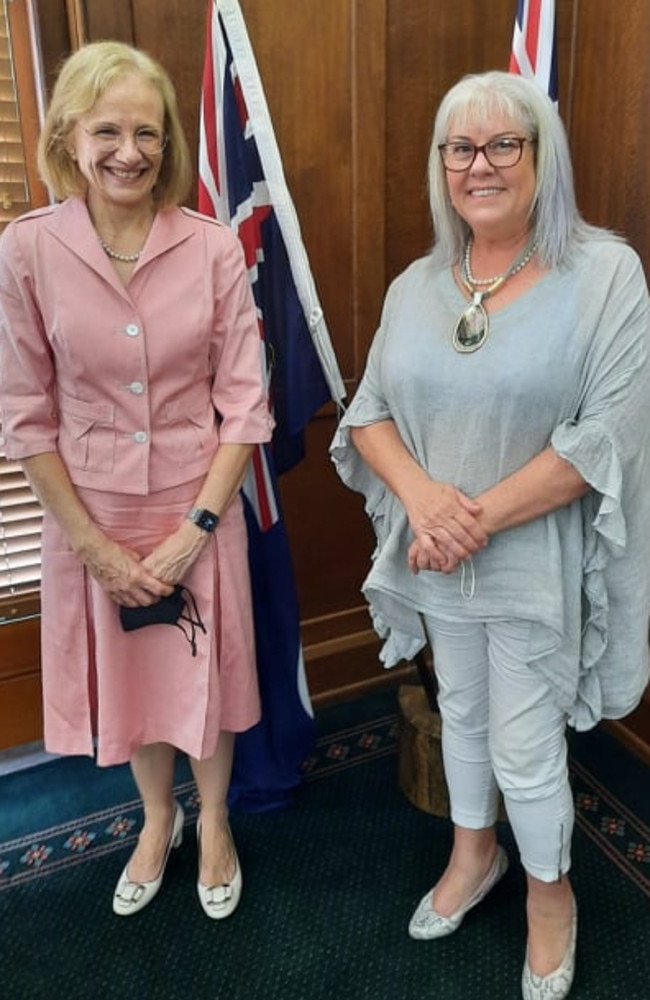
[
  {"left": 98, "top": 238, "right": 142, "bottom": 263},
  {"left": 464, "top": 239, "right": 508, "bottom": 286},
  {"left": 451, "top": 237, "right": 538, "bottom": 354}
]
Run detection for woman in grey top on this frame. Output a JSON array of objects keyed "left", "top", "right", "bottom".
[{"left": 331, "top": 71, "right": 650, "bottom": 1000}]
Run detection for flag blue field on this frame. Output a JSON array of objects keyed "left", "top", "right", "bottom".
[{"left": 199, "top": 0, "right": 344, "bottom": 810}]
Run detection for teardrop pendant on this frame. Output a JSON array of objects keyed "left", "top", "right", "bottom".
[{"left": 452, "top": 295, "right": 489, "bottom": 353}]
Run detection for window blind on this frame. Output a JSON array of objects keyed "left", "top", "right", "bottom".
[
  {"left": 0, "top": 446, "right": 43, "bottom": 600},
  {"left": 0, "top": 1, "right": 30, "bottom": 226},
  {"left": 0, "top": 0, "right": 45, "bottom": 611}
]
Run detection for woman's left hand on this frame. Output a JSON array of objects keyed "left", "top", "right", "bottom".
[
  {"left": 141, "top": 521, "right": 208, "bottom": 586},
  {"left": 407, "top": 535, "right": 462, "bottom": 574}
]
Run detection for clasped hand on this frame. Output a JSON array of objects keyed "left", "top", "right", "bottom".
[
  {"left": 406, "top": 481, "right": 488, "bottom": 574},
  {"left": 81, "top": 521, "right": 207, "bottom": 607}
]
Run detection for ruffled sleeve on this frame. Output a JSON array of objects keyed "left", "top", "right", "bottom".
[
  {"left": 550, "top": 245, "right": 650, "bottom": 728},
  {"left": 331, "top": 275, "right": 428, "bottom": 666}
]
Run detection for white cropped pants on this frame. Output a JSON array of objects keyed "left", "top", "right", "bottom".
[{"left": 423, "top": 616, "right": 574, "bottom": 882}]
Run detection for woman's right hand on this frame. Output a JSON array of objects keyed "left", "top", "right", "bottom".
[
  {"left": 80, "top": 534, "right": 174, "bottom": 607},
  {"left": 20, "top": 453, "right": 173, "bottom": 606},
  {"left": 405, "top": 480, "right": 488, "bottom": 573}
]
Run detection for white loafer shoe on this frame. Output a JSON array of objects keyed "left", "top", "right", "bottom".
[
  {"left": 112, "top": 801, "right": 184, "bottom": 917},
  {"left": 521, "top": 898, "right": 577, "bottom": 1000},
  {"left": 196, "top": 819, "right": 242, "bottom": 920},
  {"left": 408, "top": 845, "right": 509, "bottom": 940}
]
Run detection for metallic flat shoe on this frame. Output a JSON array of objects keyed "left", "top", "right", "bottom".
[
  {"left": 521, "top": 898, "right": 577, "bottom": 1000},
  {"left": 408, "top": 845, "right": 509, "bottom": 940},
  {"left": 113, "top": 801, "right": 184, "bottom": 917},
  {"left": 196, "top": 819, "right": 242, "bottom": 920}
]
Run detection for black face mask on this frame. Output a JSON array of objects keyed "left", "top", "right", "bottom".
[{"left": 119, "top": 585, "right": 206, "bottom": 656}]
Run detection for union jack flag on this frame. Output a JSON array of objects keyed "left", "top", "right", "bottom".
[
  {"left": 199, "top": 0, "right": 344, "bottom": 809},
  {"left": 509, "top": 0, "right": 558, "bottom": 104}
]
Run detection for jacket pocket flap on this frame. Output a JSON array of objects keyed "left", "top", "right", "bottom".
[{"left": 58, "top": 391, "right": 115, "bottom": 435}]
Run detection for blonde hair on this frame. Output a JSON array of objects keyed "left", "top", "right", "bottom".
[{"left": 38, "top": 41, "right": 192, "bottom": 207}]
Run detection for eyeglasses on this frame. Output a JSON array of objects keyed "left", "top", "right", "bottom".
[
  {"left": 81, "top": 125, "right": 168, "bottom": 155},
  {"left": 438, "top": 136, "right": 535, "bottom": 172}
]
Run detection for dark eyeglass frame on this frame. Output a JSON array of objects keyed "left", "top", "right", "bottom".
[
  {"left": 80, "top": 125, "right": 168, "bottom": 155},
  {"left": 437, "top": 136, "right": 536, "bottom": 172}
]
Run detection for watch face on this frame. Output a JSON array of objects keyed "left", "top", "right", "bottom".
[
  {"left": 199, "top": 510, "right": 219, "bottom": 532},
  {"left": 189, "top": 508, "right": 219, "bottom": 532}
]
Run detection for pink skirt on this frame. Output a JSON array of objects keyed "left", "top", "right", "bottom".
[{"left": 40, "top": 478, "right": 261, "bottom": 766}]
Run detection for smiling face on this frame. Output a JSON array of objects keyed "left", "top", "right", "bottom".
[
  {"left": 69, "top": 71, "right": 165, "bottom": 217},
  {"left": 444, "top": 111, "right": 537, "bottom": 243}
]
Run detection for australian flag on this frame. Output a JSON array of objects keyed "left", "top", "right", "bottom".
[
  {"left": 509, "top": 0, "right": 559, "bottom": 104},
  {"left": 199, "top": 0, "right": 345, "bottom": 810}
]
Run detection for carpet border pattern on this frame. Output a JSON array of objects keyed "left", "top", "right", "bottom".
[{"left": 1, "top": 710, "right": 648, "bottom": 896}]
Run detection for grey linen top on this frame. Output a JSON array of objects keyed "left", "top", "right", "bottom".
[{"left": 331, "top": 237, "right": 650, "bottom": 730}]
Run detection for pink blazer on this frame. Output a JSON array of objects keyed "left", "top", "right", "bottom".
[{"left": 0, "top": 197, "right": 274, "bottom": 494}]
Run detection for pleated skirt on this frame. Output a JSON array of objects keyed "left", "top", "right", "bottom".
[{"left": 40, "top": 478, "right": 261, "bottom": 766}]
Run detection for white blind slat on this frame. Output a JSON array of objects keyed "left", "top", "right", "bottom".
[
  {"left": 0, "top": 545, "right": 41, "bottom": 567},
  {"left": 0, "top": 438, "right": 43, "bottom": 594},
  {"left": 1, "top": 529, "right": 42, "bottom": 551},
  {"left": 0, "top": 491, "right": 43, "bottom": 510},
  {"left": 0, "top": 565, "right": 42, "bottom": 588},
  {"left": 0, "top": 0, "right": 30, "bottom": 230},
  {"left": 0, "top": 464, "right": 43, "bottom": 597},
  {"left": 0, "top": 507, "right": 42, "bottom": 525}
]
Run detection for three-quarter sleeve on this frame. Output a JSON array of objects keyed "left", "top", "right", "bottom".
[
  {"left": 0, "top": 222, "right": 59, "bottom": 459},
  {"left": 208, "top": 230, "right": 274, "bottom": 444}
]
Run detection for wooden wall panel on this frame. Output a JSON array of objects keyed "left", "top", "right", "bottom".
[
  {"left": 0, "top": 674, "right": 43, "bottom": 747},
  {"left": 385, "top": 0, "right": 514, "bottom": 281},
  {"left": 73, "top": 0, "right": 134, "bottom": 45},
  {"left": 34, "top": 0, "right": 72, "bottom": 91},
  {"left": 0, "top": 614, "right": 42, "bottom": 748},
  {"left": 131, "top": 0, "right": 206, "bottom": 209},
  {"left": 567, "top": 0, "right": 650, "bottom": 274}
]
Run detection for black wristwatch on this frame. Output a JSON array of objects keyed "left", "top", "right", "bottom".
[{"left": 186, "top": 506, "right": 220, "bottom": 533}]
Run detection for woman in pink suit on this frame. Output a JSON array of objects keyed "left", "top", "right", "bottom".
[{"left": 0, "top": 41, "right": 274, "bottom": 919}]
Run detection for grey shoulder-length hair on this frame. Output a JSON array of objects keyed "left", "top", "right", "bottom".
[{"left": 428, "top": 70, "right": 604, "bottom": 269}]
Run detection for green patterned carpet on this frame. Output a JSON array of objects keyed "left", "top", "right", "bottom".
[{"left": 1, "top": 686, "right": 649, "bottom": 1000}]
